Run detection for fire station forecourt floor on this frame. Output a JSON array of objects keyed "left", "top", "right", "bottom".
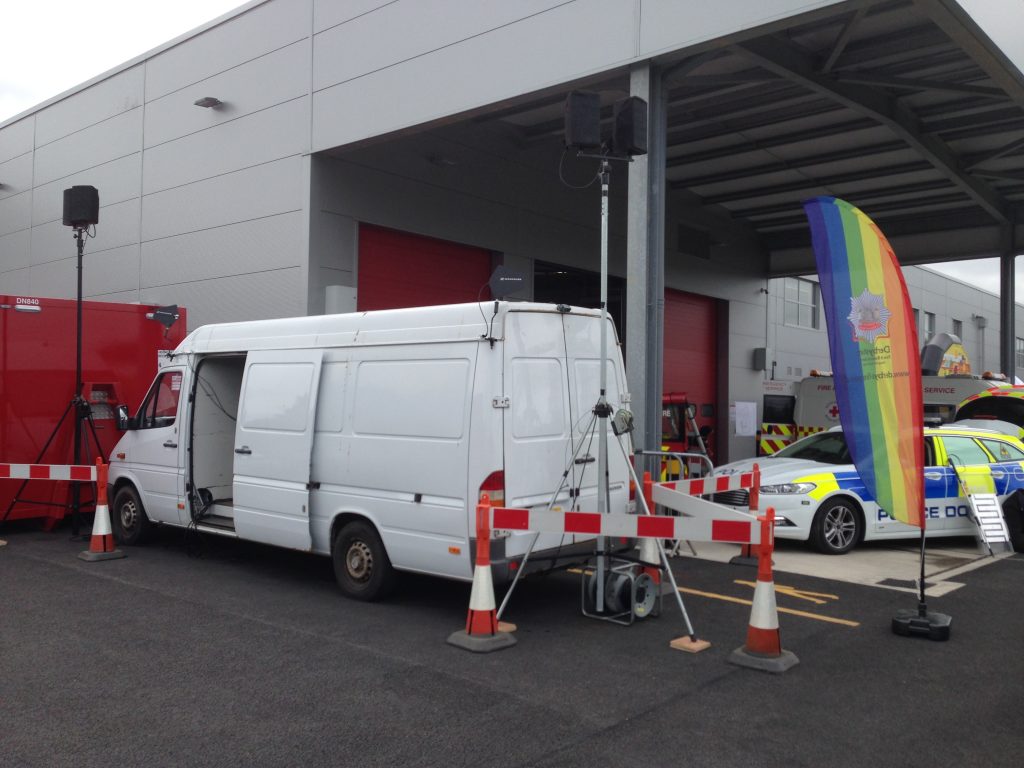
[{"left": 0, "top": 524, "right": 1021, "bottom": 768}]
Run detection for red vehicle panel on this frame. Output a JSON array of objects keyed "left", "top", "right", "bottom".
[{"left": 1, "top": 295, "right": 186, "bottom": 526}]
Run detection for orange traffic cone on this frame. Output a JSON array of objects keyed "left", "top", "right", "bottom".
[
  {"left": 728, "top": 507, "right": 797, "bottom": 672},
  {"left": 78, "top": 460, "right": 125, "bottom": 562},
  {"left": 447, "top": 494, "right": 516, "bottom": 653}
]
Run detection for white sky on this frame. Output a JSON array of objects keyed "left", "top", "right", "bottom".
[
  {"left": 2, "top": 0, "right": 1021, "bottom": 297},
  {"left": 1, "top": 1, "right": 245, "bottom": 123}
]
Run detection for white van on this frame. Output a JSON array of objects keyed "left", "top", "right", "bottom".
[{"left": 107, "top": 302, "right": 632, "bottom": 600}]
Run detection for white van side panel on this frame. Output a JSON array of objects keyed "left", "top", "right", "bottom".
[{"left": 309, "top": 342, "right": 479, "bottom": 578}]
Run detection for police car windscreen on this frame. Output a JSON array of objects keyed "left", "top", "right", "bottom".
[{"left": 773, "top": 431, "right": 851, "bottom": 464}]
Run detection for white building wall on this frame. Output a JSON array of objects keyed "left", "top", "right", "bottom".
[{"left": 768, "top": 265, "right": 1024, "bottom": 389}]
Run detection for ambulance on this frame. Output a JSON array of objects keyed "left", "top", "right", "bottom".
[{"left": 757, "top": 371, "right": 1008, "bottom": 456}]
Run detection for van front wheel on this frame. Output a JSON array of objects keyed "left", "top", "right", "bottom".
[
  {"left": 111, "top": 485, "right": 155, "bottom": 545},
  {"left": 332, "top": 520, "right": 397, "bottom": 601}
]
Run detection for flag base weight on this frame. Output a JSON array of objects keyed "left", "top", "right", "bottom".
[{"left": 891, "top": 608, "right": 951, "bottom": 641}]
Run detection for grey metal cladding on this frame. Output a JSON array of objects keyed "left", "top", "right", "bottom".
[
  {"left": 34, "top": 66, "right": 145, "bottom": 148},
  {"left": 144, "top": 0, "right": 309, "bottom": 102},
  {"left": 143, "top": 41, "right": 309, "bottom": 150}
]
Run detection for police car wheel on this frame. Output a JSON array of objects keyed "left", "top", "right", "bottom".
[
  {"left": 111, "top": 485, "right": 155, "bottom": 546},
  {"left": 810, "top": 498, "right": 862, "bottom": 555},
  {"left": 332, "top": 520, "right": 398, "bottom": 602}
]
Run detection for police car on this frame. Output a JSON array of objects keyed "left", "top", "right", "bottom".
[{"left": 710, "top": 425, "right": 1024, "bottom": 554}]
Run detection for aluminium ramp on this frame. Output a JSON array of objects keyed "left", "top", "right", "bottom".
[{"left": 951, "top": 464, "right": 1014, "bottom": 556}]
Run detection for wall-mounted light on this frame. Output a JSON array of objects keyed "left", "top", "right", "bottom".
[{"left": 193, "top": 96, "right": 223, "bottom": 109}]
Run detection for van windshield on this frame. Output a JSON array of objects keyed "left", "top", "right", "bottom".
[{"left": 771, "top": 431, "right": 850, "bottom": 464}]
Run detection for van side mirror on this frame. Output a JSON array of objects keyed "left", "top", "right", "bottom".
[{"left": 116, "top": 405, "right": 133, "bottom": 431}]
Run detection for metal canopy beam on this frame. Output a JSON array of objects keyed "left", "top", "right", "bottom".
[
  {"left": 819, "top": 7, "right": 868, "bottom": 73},
  {"left": 670, "top": 143, "right": 916, "bottom": 187},
  {"left": 834, "top": 73, "right": 1004, "bottom": 98},
  {"left": 735, "top": 36, "right": 1010, "bottom": 224},
  {"left": 704, "top": 167, "right": 937, "bottom": 205}
]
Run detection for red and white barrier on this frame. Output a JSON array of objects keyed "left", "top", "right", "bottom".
[
  {"left": 492, "top": 498, "right": 761, "bottom": 546},
  {"left": 0, "top": 463, "right": 97, "bottom": 481},
  {"left": 658, "top": 470, "right": 757, "bottom": 498}
]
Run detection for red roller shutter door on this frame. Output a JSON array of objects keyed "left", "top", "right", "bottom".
[
  {"left": 663, "top": 288, "right": 717, "bottom": 422},
  {"left": 358, "top": 225, "right": 493, "bottom": 311}
]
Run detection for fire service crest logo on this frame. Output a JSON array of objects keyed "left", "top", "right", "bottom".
[{"left": 847, "top": 289, "right": 891, "bottom": 344}]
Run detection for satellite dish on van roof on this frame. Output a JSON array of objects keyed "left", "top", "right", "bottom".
[{"left": 488, "top": 265, "right": 526, "bottom": 299}]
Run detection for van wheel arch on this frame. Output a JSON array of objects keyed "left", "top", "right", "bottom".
[
  {"left": 110, "top": 482, "right": 156, "bottom": 545},
  {"left": 330, "top": 514, "right": 398, "bottom": 601}
]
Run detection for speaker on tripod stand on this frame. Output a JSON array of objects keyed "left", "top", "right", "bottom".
[{"left": 64, "top": 185, "right": 101, "bottom": 536}]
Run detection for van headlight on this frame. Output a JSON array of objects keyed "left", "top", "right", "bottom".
[{"left": 759, "top": 482, "right": 816, "bottom": 495}]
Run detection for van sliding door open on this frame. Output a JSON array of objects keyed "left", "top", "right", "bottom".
[{"left": 233, "top": 349, "right": 323, "bottom": 550}]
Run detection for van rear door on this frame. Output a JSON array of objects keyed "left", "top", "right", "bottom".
[
  {"left": 502, "top": 310, "right": 574, "bottom": 554},
  {"left": 561, "top": 312, "right": 629, "bottom": 516},
  {"left": 232, "top": 349, "right": 322, "bottom": 550}
]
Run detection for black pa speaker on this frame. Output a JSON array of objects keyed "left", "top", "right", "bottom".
[
  {"left": 564, "top": 91, "right": 602, "bottom": 150},
  {"left": 612, "top": 97, "right": 648, "bottom": 156},
  {"left": 63, "top": 185, "right": 100, "bottom": 228}
]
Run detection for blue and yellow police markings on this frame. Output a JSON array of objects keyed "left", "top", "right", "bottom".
[{"left": 795, "top": 460, "right": 1024, "bottom": 523}]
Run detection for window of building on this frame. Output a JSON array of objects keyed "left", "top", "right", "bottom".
[
  {"left": 924, "top": 311, "right": 935, "bottom": 340},
  {"left": 913, "top": 308, "right": 920, "bottom": 333},
  {"left": 783, "top": 277, "right": 818, "bottom": 329},
  {"left": 952, "top": 318, "right": 962, "bottom": 339},
  {"left": 1016, "top": 337, "right": 1024, "bottom": 369}
]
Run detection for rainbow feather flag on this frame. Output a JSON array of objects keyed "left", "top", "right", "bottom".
[{"left": 803, "top": 197, "right": 924, "bottom": 528}]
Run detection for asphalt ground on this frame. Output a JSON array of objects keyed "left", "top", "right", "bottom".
[{"left": 1, "top": 523, "right": 1021, "bottom": 768}]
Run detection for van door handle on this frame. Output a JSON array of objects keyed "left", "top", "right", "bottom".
[
  {"left": 163, "top": 441, "right": 178, "bottom": 448},
  {"left": 234, "top": 446, "right": 252, "bottom": 455}
]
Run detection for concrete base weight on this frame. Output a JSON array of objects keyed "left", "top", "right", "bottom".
[
  {"left": 728, "top": 646, "right": 799, "bottom": 673},
  {"left": 78, "top": 549, "right": 126, "bottom": 562},
  {"left": 447, "top": 630, "right": 517, "bottom": 653}
]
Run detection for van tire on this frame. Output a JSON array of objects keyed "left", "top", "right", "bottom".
[
  {"left": 332, "top": 520, "right": 397, "bottom": 601},
  {"left": 810, "top": 498, "right": 862, "bottom": 555},
  {"left": 111, "top": 485, "right": 155, "bottom": 546}
]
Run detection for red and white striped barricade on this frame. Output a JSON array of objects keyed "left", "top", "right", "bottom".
[
  {"left": 491, "top": 502, "right": 761, "bottom": 547},
  {"left": 0, "top": 464, "right": 98, "bottom": 482}
]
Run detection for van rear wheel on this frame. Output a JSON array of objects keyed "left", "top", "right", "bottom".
[{"left": 332, "top": 520, "right": 397, "bottom": 601}]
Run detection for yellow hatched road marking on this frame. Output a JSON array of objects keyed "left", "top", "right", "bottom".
[
  {"left": 568, "top": 568, "right": 859, "bottom": 627},
  {"left": 677, "top": 587, "right": 860, "bottom": 627},
  {"left": 734, "top": 580, "right": 839, "bottom": 605}
]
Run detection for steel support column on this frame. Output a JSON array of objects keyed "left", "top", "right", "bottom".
[
  {"left": 1000, "top": 220, "right": 1017, "bottom": 380},
  {"left": 626, "top": 63, "right": 666, "bottom": 462}
]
